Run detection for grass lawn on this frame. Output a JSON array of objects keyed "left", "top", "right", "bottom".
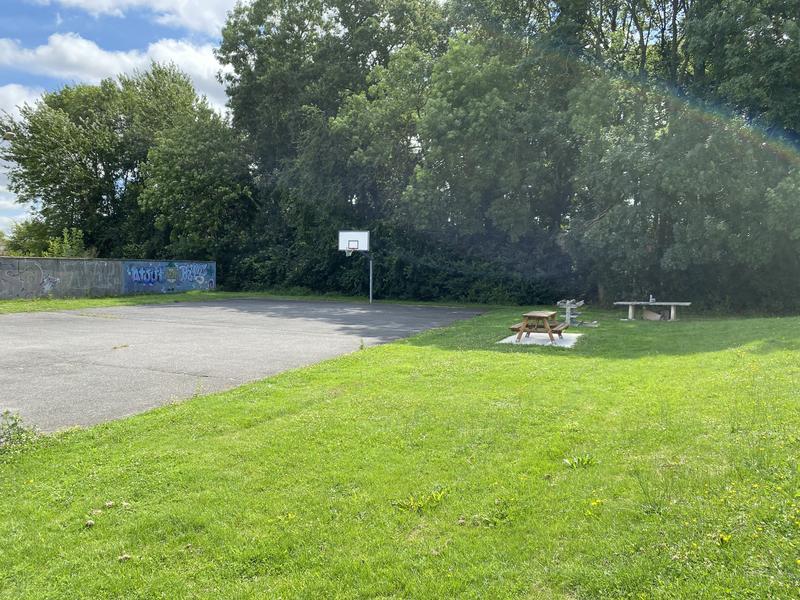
[
  {"left": 1, "top": 309, "right": 799, "bottom": 598},
  {"left": 0, "top": 289, "right": 488, "bottom": 315},
  {"left": 0, "top": 290, "right": 374, "bottom": 315}
]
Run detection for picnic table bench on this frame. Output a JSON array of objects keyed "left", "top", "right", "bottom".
[
  {"left": 510, "top": 310, "right": 569, "bottom": 343},
  {"left": 614, "top": 301, "right": 691, "bottom": 321}
]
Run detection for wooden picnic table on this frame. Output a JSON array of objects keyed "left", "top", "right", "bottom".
[
  {"left": 614, "top": 301, "right": 691, "bottom": 321},
  {"left": 510, "top": 310, "right": 568, "bottom": 343}
]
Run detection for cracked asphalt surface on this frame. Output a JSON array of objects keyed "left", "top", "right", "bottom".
[{"left": 0, "top": 299, "right": 478, "bottom": 431}]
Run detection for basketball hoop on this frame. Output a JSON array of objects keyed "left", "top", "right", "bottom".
[{"left": 338, "top": 230, "right": 372, "bottom": 303}]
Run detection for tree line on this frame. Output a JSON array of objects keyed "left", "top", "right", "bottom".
[{"left": 2, "top": 0, "right": 799, "bottom": 307}]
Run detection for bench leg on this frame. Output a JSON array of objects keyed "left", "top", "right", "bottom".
[
  {"left": 516, "top": 318, "right": 528, "bottom": 342},
  {"left": 628, "top": 305, "right": 635, "bottom": 320},
  {"left": 544, "top": 321, "right": 555, "bottom": 343},
  {"left": 670, "top": 305, "right": 677, "bottom": 321}
]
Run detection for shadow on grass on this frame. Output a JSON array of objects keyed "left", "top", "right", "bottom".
[{"left": 404, "top": 308, "right": 800, "bottom": 360}]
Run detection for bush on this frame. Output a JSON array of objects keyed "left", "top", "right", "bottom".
[
  {"left": 0, "top": 411, "right": 38, "bottom": 458},
  {"left": 45, "top": 228, "right": 95, "bottom": 258}
]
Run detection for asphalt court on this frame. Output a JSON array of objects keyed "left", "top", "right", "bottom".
[{"left": 0, "top": 299, "right": 478, "bottom": 431}]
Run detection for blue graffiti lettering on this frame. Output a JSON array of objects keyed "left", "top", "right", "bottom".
[
  {"left": 122, "top": 261, "right": 215, "bottom": 295},
  {"left": 127, "top": 266, "right": 165, "bottom": 285}
]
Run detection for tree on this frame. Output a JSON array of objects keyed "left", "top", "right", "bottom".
[
  {"left": 139, "top": 107, "right": 257, "bottom": 279},
  {"left": 2, "top": 0, "right": 798, "bottom": 307},
  {"left": 685, "top": 0, "right": 800, "bottom": 134},
  {"left": 44, "top": 228, "right": 94, "bottom": 258},
  {"left": 4, "top": 219, "right": 50, "bottom": 257},
  {"left": 0, "top": 64, "right": 206, "bottom": 258},
  {"left": 216, "top": 0, "right": 448, "bottom": 293},
  {"left": 566, "top": 72, "right": 800, "bottom": 305},
  {"left": 218, "top": 0, "right": 446, "bottom": 176}
]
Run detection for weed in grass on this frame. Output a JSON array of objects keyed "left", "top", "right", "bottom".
[
  {"left": 731, "top": 349, "right": 773, "bottom": 433},
  {"left": 631, "top": 464, "right": 681, "bottom": 515},
  {"left": 585, "top": 498, "right": 605, "bottom": 518},
  {"left": 563, "top": 454, "right": 596, "bottom": 469},
  {"left": 459, "top": 497, "right": 516, "bottom": 528},
  {"left": 0, "top": 411, "right": 38, "bottom": 459},
  {"left": 728, "top": 393, "right": 744, "bottom": 435},
  {"left": 392, "top": 486, "right": 448, "bottom": 514},
  {"left": 741, "top": 432, "right": 779, "bottom": 476},
  {"left": 192, "top": 380, "right": 205, "bottom": 398},
  {"left": 727, "top": 351, "right": 783, "bottom": 480},
  {"left": 658, "top": 397, "right": 671, "bottom": 431},
  {"left": 717, "top": 532, "right": 732, "bottom": 546}
]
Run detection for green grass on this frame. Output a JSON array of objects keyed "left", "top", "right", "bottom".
[
  {"left": 2, "top": 310, "right": 800, "bottom": 598},
  {"left": 0, "top": 289, "right": 488, "bottom": 315}
]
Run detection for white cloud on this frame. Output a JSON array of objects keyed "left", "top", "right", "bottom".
[
  {"left": 0, "top": 208, "right": 29, "bottom": 236},
  {"left": 0, "top": 193, "right": 19, "bottom": 211},
  {"left": 1, "top": 116, "right": 35, "bottom": 233},
  {"left": 144, "top": 39, "right": 230, "bottom": 110},
  {"left": 0, "top": 34, "right": 228, "bottom": 111},
  {"left": 0, "top": 213, "right": 31, "bottom": 235},
  {"left": 0, "top": 1, "right": 239, "bottom": 232},
  {"left": 38, "top": 0, "right": 238, "bottom": 35},
  {"left": 1, "top": 176, "right": 19, "bottom": 209},
  {"left": 0, "top": 215, "right": 19, "bottom": 234},
  {"left": 0, "top": 173, "right": 30, "bottom": 235},
  {"left": 0, "top": 84, "right": 44, "bottom": 119},
  {"left": 1, "top": 171, "right": 35, "bottom": 235},
  {"left": 0, "top": 32, "right": 230, "bottom": 231}
]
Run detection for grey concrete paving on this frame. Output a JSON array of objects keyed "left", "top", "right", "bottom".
[
  {"left": 0, "top": 299, "right": 478, "bottom": 431},
  {"left": 497, "top": 332, "right": 583, "bottom": 348}
]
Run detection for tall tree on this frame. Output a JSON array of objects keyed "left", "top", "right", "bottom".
[
  {"left": 139, "top": 107, "right": 257, "bottom": 278},
  {"left": 567, "top": 72, "right": 799, "bottom": 303},
  {"left": 0, "top": 64, "right": 204, "bottom": 258},
  {"left": 217, "top": 0, "right": 446, "bottom": 178},
  {"left": 685, "top": 0, "right": 800, "bottom": 134}
]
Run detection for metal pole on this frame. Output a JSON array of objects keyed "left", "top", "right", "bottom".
[{"left": 369, "top": 255, "right": 373, "bottom": 304}]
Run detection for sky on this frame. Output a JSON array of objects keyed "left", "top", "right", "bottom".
[{"left": 0, "top": 0, "right": 240, "bottom": 234}]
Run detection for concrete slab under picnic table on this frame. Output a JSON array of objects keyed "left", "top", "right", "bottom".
[
  {"left": 498, "top": 332, "right": 583, "bottom": 348},
  {"left": 0, "top": 299, "right": 479, "bottom": 431}
]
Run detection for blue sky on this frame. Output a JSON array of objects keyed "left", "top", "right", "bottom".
[{"left": 0, "top": 0, "right": 238, "bottom": 234}]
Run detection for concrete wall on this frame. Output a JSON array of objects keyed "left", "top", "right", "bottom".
[
  {"left": 122, "top": 260, "right": 216, "bottom": 295},
  {"left": 0, "top": 257, "right": 216, "bottom": 299}
]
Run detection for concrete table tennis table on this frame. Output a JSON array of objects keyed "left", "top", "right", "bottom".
[{"left": 614, "top": 301, "right": 691, "bottom": 321}]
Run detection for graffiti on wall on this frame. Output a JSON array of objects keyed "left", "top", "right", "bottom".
[
  {"left": 0, "top": 260, "right": 61, "bottom": 298},
  {"left": 0, "top": 257, "right": 215, "bottom": 299},
  {"left": 122, "top": 261, "right": 216, "bottom": 294}
]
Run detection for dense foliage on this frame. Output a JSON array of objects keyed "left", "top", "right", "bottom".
[{"left": 2, "top": 0, "right": 799, "bottom": 307}]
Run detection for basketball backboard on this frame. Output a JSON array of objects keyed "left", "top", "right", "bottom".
[{"left": 338, "top": 231, "right": 370, "bottom": 252}]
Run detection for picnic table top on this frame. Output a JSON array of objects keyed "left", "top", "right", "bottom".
[
  {"left": 614, "top": 301, "right": 692, "bottom": 307},
  {"left": 523, "top": 310, "right": 557, "bottom": 319}
]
